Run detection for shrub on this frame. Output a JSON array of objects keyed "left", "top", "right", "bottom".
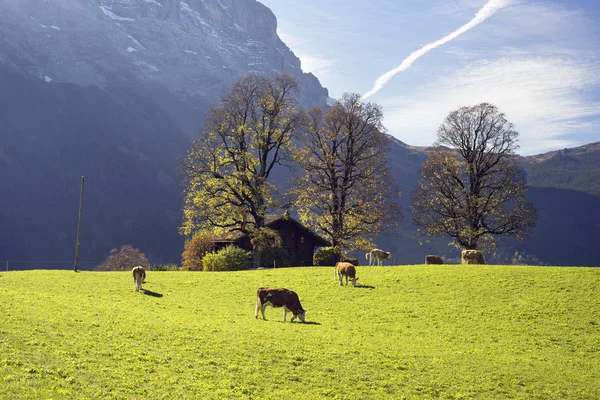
[
  {"left": 202, "top": 245, "right": 250, "bottom": 271},
  {"left": 262, "top": 247, "right": 290, "bottom": 268},
  {"left": 181, "top": 231, "right": 216, "bottom": 271},
  {"left": 96, "top": 245, "right": 149, "bottom": 271},
  {"left": 313, "top": 246, "right": 337, "bottom": 266},
  {"left": 150, "top": 264, "right": 179, "bottom": 271},
  {"left": 201, "top": 252, "right": 227, "bottom": 272},
  {"left": 341, "top": 257, "right": 358, "bottom": 266}
]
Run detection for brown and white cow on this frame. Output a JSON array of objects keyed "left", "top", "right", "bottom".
[
  {"left": 132, "top": 266, "right": 146, "bottom": 292},
  {"left": 255, "top": 288, "right": 306, "bottom": 322},
  {"left": 334, "top": 262, "right": 358, "bottom": 287},
  {"left": 366, "top": 249, "right": 391, "bottom": 266}
]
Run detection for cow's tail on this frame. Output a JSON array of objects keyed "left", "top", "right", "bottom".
[
  {"left": 365, "top": 252, "right": 371, "bottom": 265},
  {"left": 255, "top": 289, "right": 262, "bottom": 319}
]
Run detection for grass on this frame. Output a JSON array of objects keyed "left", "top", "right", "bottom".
[{"left": 1, "top": 265, "right": 599, "bottom": 399}]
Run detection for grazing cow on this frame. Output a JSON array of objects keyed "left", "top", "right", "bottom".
[
  {"left": 132, "top": 266, "right": 146, "bottom": 292},
  {"left": 255, "top": 288, "right": 306, "bottom": 322},
  {"left": 334, "top": 262, "right": 358, "bottom": 287},
  {"left": 425, "top": 255, "right": 444, "bottom": 265},
  {"left": 461, "top": 250, "right": 485, "bottom": 265},
  {"left": 365, "top": 249, "right": 391, "bottom": 266}
]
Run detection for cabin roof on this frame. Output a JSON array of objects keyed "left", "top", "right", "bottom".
[{"left": 214, "top": 213, "right": 330, "bottom": 247}]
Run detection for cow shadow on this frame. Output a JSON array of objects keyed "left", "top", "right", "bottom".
[
  {"left": 268, "top": 320, "right": 322, "bottom": 325},
  {"left": 301, "top": 321, "right": 321, "bottom": 326},
  {"left": 355, "top": 284, "right": 376, "bottom": 289},
  {"left": 142, "top": 289, "right": 163, "bottom": 298}
]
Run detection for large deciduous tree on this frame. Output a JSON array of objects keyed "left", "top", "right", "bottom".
[
  {"left": 180, "top": 74, "right": 302, "bottom": 266},
  {"left": 294, "top": 93, "right": 402, "bottom": 256},
  {"left": 411, "top": 103, "right": 537, "bottom": 251}
]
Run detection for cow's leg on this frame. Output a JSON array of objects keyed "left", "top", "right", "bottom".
[
  {"left": 345, "top": 276, "right": 348, "bottom": 286},
  {"left": 260, "top": 305, "right": 267, "bottom": 320},
  {"left": 255, "top": 296, "right": 260, "bottom": 319},
  {"left": 338, "top": 274, "right": 343, "bottom": 286},
  {"left": 283, "top": 308, "right": 288, "bottom": 322}
]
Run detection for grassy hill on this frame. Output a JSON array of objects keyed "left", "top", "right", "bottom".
[{"left": 1, "top": 267, "right": 599, "bottom": 399}]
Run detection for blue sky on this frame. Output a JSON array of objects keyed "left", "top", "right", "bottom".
[{"left": 259, "top": 0, "right": 599, "bottom": 155}]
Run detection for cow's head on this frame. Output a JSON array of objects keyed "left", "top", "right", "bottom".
[
  {"left": 291, "top": 309, "right": 306, "bottom": 323},
  {"left": 351, "top": 277, "right": 358, "bottom": 287}
]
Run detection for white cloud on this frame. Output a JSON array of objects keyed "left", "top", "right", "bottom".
[
  {"left": 382, "top": 57, "right": 600, "bottom": 155},
  {"left": 362, "top": 0, "right": 510, "bottom": 99}
]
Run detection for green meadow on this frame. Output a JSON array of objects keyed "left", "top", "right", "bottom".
[{"left": 1, "top": 266, "right": 599, "bottom": 399}]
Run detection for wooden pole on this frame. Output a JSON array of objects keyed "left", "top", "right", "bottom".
[{"left": 74, "top": 176, "right": 85, "bottom": 272}]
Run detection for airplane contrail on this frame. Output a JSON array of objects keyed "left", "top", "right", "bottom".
[{"left": 362, "top": 0, "right": 510, "bottom": 100}]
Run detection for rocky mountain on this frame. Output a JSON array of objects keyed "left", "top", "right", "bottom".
[
  {"left": 0, "top": 0, "right": 328, "bottom": 133},
  {"left": 0, "top": 0, "right": 329, "bottom": 269}
]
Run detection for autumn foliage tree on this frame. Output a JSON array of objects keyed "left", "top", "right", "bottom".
[
  {"left": 180, "top": 74, "right": 303, "bottom": 267},
  {"left": 181, "top": 231, "right": 216, "bottom": 271},
  {"left": 294, "top": 93, "right": 402, "bottom": 256},
  {"left": 96, "top": 245, "right": 149, "bottom": 271},
  {"left": 411, "top": 103, "right": 537, "bottom": 252}
]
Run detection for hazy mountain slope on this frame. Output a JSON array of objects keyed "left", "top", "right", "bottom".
[
  {"left": 0, "top": 0, "right": 330, "bottom": 267},
  {"left": 378, "top": 139, "right": 600, "bottom": 266},
  {"left": 0, "top": 65, "right": 189, "bottom": 266}
]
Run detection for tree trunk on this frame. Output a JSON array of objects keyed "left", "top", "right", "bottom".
[{"left": 252, "top": 246, "right": 262, "bottom": 268}]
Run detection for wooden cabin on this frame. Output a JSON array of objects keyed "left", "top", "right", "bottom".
[{"left": 213, "top": 212, "right": 330, "bottom": 266}]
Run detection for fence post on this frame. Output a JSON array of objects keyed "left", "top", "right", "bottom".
[{"left": 74, "top": 176, "right": 85, "bottom": 272}]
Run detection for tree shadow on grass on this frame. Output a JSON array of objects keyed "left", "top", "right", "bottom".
[
  {"left": 355, "top": 284, "right": 375, "bottom": 289},
  {"left": 142, "top": 289, "right": 163, "bottom": 298}
]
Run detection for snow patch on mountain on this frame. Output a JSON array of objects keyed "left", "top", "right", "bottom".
[
  {"left": 99, "top": 6, "right": 135, "bottom": 22},
  {"left": 127, "top": 35, "right": 145, "bottom": 49},
  {"left": 137, "top": 61, "right": 159, "bottom": 71},
  {"left": 144, "top": 0, "right": 163, "bottom": 6}
]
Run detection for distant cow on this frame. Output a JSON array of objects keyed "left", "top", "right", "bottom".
[
  {"left": 366, "top": 249, "right": 391, "bottom": 266},
  {"left": 461, "top": 250, "right": 485, "bottom": 265},
  {"left": 425, "top": 255, "right": 444, "bottom": 264},
  {"left": 255, "top": 288, "right": 306, "bottom": 322},
  {"left": 132, "top": 266, "right": 146, "bottom": 292},
  {"left": 334, "top": 262, "right": 358, "bottom": 287}
]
